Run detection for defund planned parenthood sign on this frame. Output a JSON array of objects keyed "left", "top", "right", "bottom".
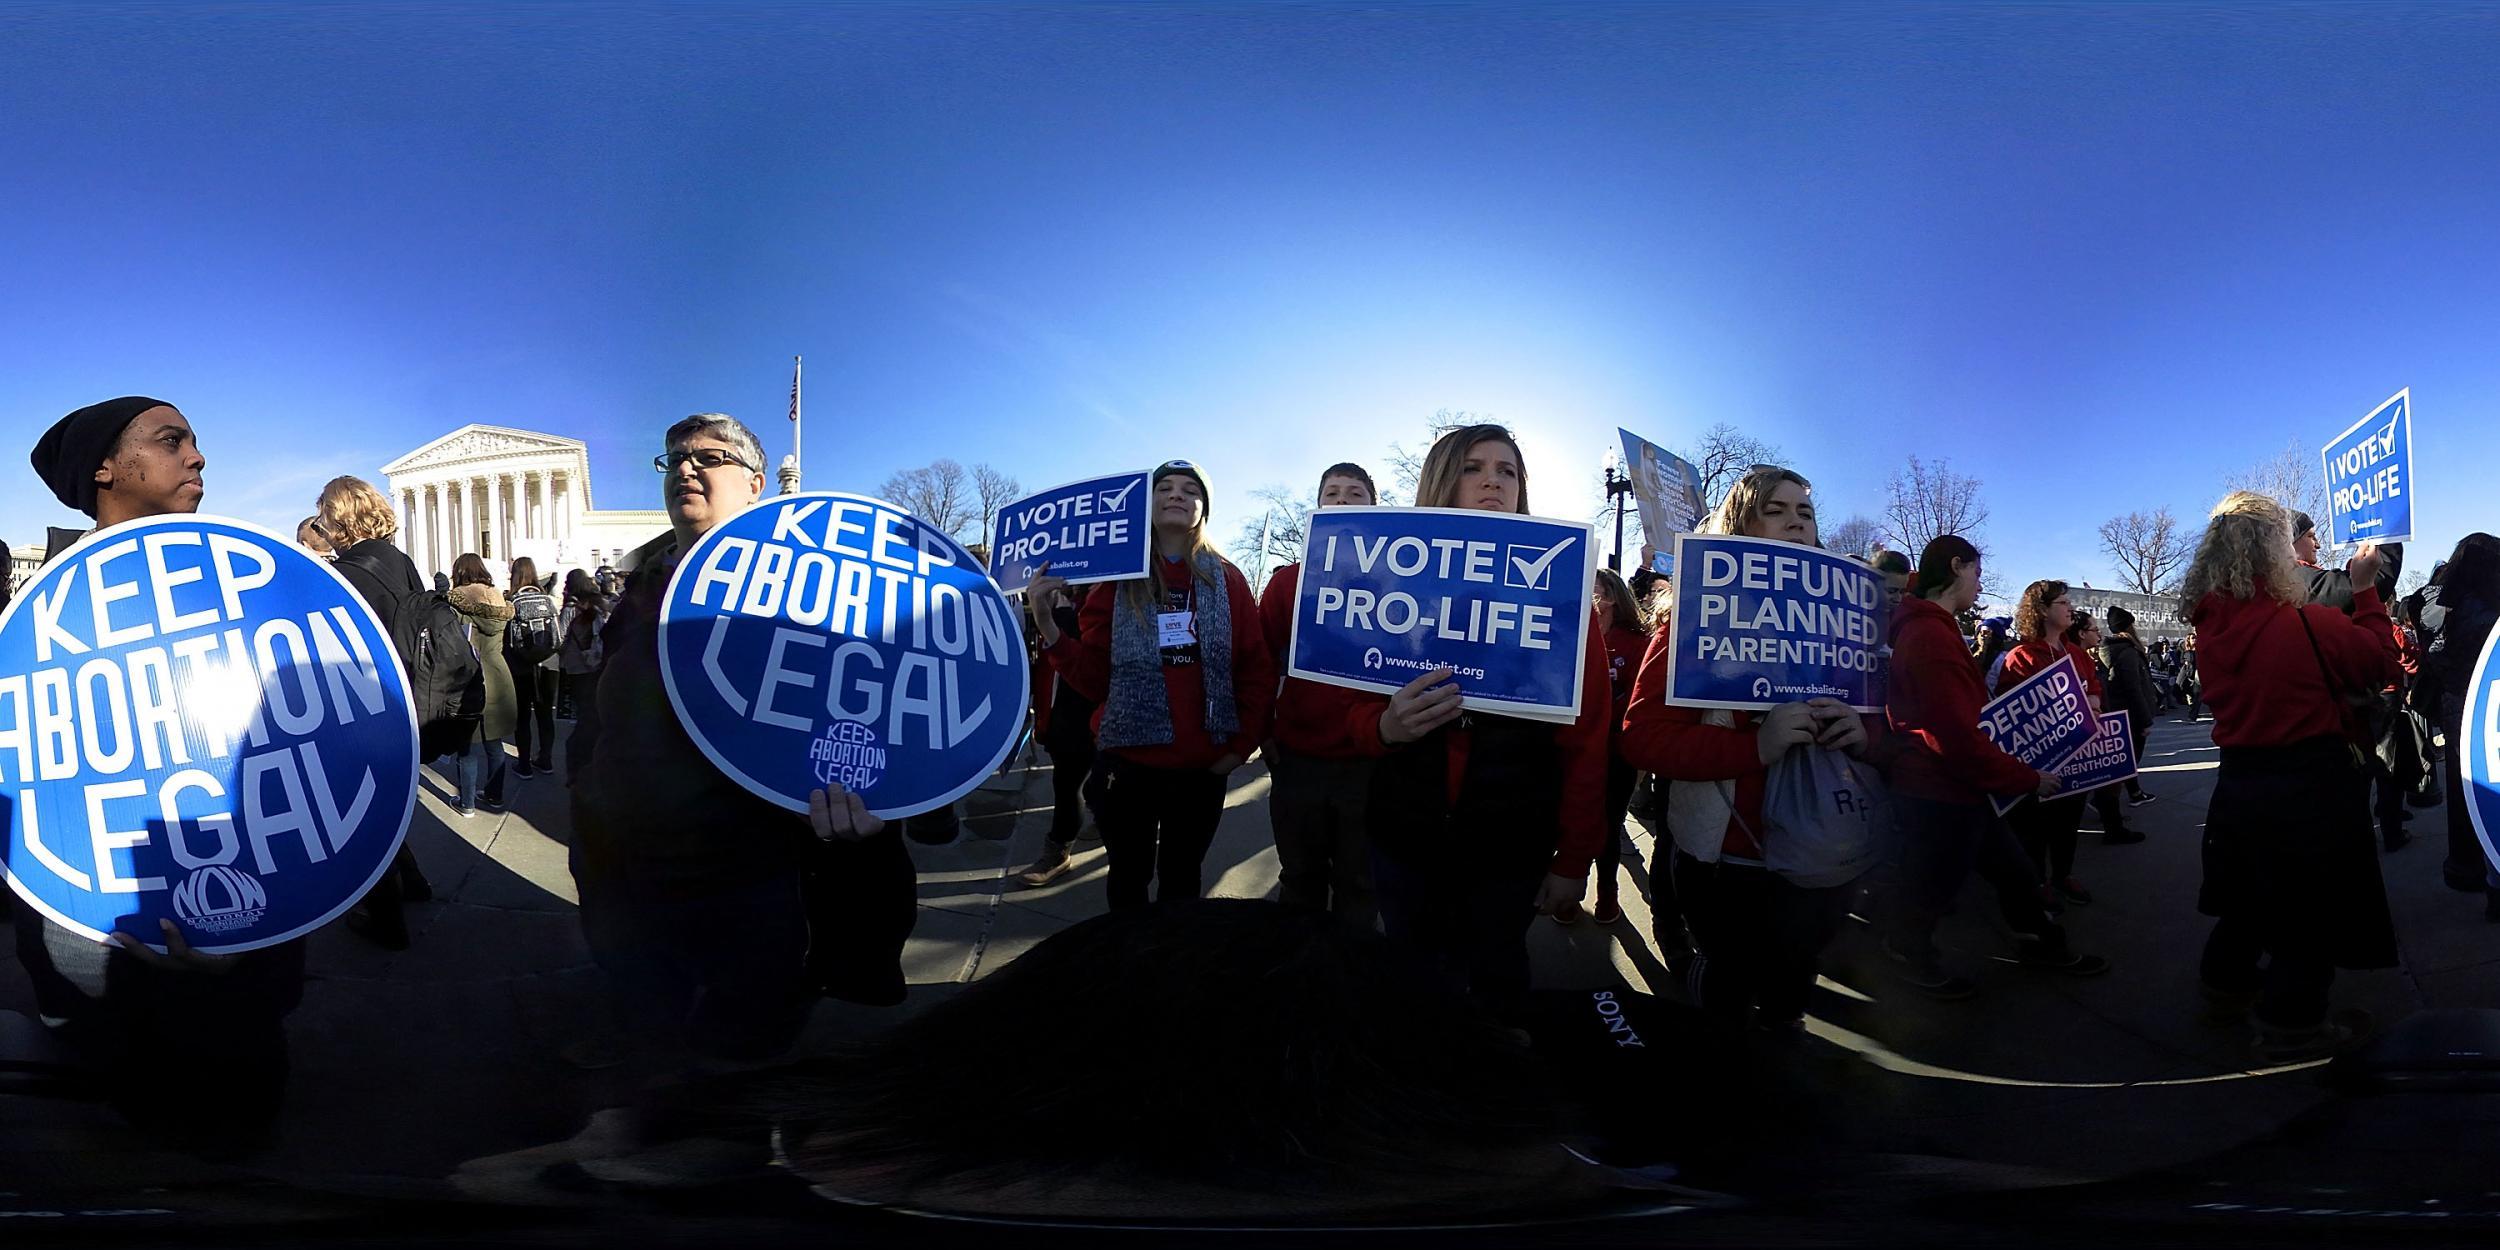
[
  {"left": 1288, "top": 506, "right": 1594, "bottom": 723},
  {"left": 661, "top": 492, "right": 1031, "bottom": 819},
  {"left": 0, "top": 517, "right": 420, "bottom": 954},
  {"left": 1661, "top": 535, "right": 1887, "bottom": 713},
  {"left": 988, "top": 470, "right": 1153, "bottom": 596},
  {"left": 2046, "top": 710, "right": 2138, "bottom": 799},
  {"left": 2321, "top": 388, "right": 2413, "bottom": 547},
  {"left": 1980, "top": 653, "right": 2098, "bottom": 814}
]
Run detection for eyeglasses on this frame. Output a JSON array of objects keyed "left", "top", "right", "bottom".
[{"left": 654, "top": 448, "right": 755, "bottom": 473}]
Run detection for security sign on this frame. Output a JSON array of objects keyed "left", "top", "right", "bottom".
[
  {"left": 0, "top": 516, "right": 420, "bottom": 954},
  {"left": 661, "top": 492, "right": 1032, "bottom": 819}
]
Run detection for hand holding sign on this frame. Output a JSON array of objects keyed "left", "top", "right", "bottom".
[
  {"left": 1026, "top": 563, "right": 1069, "bottom": 642},
  {"left": 1379, "top": 666, "right": 1463, "bottom": 745},
  {"left": 808, "top": 783, "right": 885, "bottom": 843},
  {"left": 2347, "top": 543, "right": 2384, "bottom": 592},
  {"left": 109, "top": 918, "right": 238, "bottom": 974},
  {"left": 2036, "top": 773, "right": 2065, "bottom": 798}
]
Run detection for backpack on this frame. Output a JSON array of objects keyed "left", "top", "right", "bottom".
[
  {"left": 506, "top": 586, "right": 560, "bottom": 666},
  {"left": 394, "top": 590, "right": 487, "bottom": 759}
]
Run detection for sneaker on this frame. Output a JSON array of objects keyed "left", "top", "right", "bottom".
[
  {"left": 1017, "top": 844, "right": 1073, "bottom": 888},
  {"left": 2102, "top": 829, "right": 2147, "bottom": 845},
  {"left": 1592, "top": 895, "right": 1624, "bottom": 926},
  {"left": 2254, "top": 1009, "right": 2373, "bottom": 1064},
  {"left": 2127, "top": 790, "right": 2155, "bottom": 806},
  {"left": 2057, "top": 877, "right": 2094, "bottom": 906},
  {"left": 514, "top": 762, "right": 536, "bottom": 779},
  {"left": 1882, "top": 940, "right": 1978, "bottom": 1000},
  {"left": 1549, "top": 900, "right": 1585, "bottom": 926},
  {"left": 2015, "top": 947, "right": 2111, "bottom": 976},
  {"left": 2036, "top": 883, "right": 2066, "bottom": 916}
]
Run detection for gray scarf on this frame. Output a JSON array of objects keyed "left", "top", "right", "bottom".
[{"left": 1097, "top": 553, "right": 1239, "bottom": 750}]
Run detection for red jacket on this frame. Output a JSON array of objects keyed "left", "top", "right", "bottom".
[
  {"left": 2190, "top": 583, "right": 2400, "bottom": 749},
  {"left": 1884, "top": 595, "right": 2041, "bottom": 803},
  {"left": 1324, "top": 608, "right": 1615, "bottom": 878},
  {"left": 1602, "top": 625, "right": 1645, "bottom": 718},
  {"left": 1619, "top": 624, "right": 1898, "bottom": 860},
  {"left": 1258, "top": 562, "right": 1370, "bottom": 759},
  {"left": 1044, "top": 557, "right": 1276, "bottom": 770},
  {"left": 1996, "top": 639, "right": 2106, "bottom": 705}
]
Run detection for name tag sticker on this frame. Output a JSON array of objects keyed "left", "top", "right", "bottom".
[{"left": 1158, "top": 611, "right": 1196, "bottom": 648}]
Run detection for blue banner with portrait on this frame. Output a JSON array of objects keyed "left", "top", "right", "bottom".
[
  {"left": 0, "top": 516, "right": 420, "bottom": 955},
  {"left": 662, "top": 492, "right": 1032, "bottom": 819},
  {"left": 1618, "top": 428, "right": 1705, "bottom": 577},
  {"left": 1287, "top": 506, "right": 1594, "bottom": 724},
  {"left": 1980, "top": 653, "right": 2100, "bottom": 815},
  {"left": 988, "top": 470, "right": 1153, "bottom": 596},
  {"left": 2321, "top": 388, "right": 2413, "bottom": 546},
  {"left": 1660, "top": 534, "right": 1887, "bottom": 713}
]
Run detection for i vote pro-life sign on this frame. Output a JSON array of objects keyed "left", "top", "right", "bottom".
[
  {"left": 0, "top": 517, "right": 420, "bottom": 954},
  {"left": 661, "top": 492, "right": 1031, "bottom": 819},
  {"left": 2321, "top": 388, "right": 2413, "bottom": 547},
  {"left": 1289, "top": 507, "right": 1595, "bottom": 724},
  {"left": 1980, "top": 653, "right": 2099, "bottom": 815},
  {"left": 1661, "top": 535, "right": 1888, "bottom": 713},
  {"left": 988, "top": 470, "right": 1153, "bottom": 597}
]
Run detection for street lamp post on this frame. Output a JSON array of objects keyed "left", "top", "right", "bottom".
[{"left": 1603, "top": 463, "right": 1634, "bottom": 574}]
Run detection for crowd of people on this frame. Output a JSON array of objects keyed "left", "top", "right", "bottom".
[{"left": 9, "top": 397, "right": 2500, "bottom": 1205}]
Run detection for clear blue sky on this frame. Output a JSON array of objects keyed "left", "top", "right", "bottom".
[{"left": 6, "top": 3, "right": 2496, "bottom": 603}]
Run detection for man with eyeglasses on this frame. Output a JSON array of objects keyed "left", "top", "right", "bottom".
[{"left": 561, "top": 413, "right": 914, "bottom": 1172}]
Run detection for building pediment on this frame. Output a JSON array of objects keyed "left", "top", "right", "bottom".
[{"left": 381, "top": 425, "right": 587, "bottom": 475}]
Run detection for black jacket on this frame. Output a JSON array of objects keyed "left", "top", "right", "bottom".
[
  {"left": 2302, "top": 543, "right": 2404, "bottom": 615},
  {"left": 331, "top": 537, "right": 426, "bottom": 626},
  {"left": 2101, "top": 634, "right": 2159, "bottom": 724},
  {"left": 1367, "top": 712, "right": 1562, "bottom": 877}
]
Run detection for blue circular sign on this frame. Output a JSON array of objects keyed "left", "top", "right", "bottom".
[
  {"left": 2460, "top": 617, "right": 2500, "bottom": 878},
  {"left": 0, "top": 516, "right": 420, "bottom": 954},
  {"left": 658, "top": 492, "right": 1031, "bottom": 819}
]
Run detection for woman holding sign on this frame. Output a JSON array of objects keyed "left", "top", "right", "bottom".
[
  {"left": 1618, "top": 466, "right": 1893, "bottom": 1030},
  {"left": 1995, "top": 581, "right": 2105, "bottom": 909},
  {"left": 1028, "top": 460, "right": 1275, "bottom": 912},
  {"left": 2182, "top": 492, "right": 2398, "bottom": 1062},
  {"left": 1881, "top": 537, "right": 2104, "bottom": 999},
  {"left": 1336, "top": 425, "right": 1611, "bottom": 1005}
]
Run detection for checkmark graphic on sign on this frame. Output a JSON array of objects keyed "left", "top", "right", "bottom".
[
  {"left": 1098, "top": 480, "right": 1141, "bottom": 511},
  {"left": 1505, "top": 538, "right": 1574, "bottom": 590}
]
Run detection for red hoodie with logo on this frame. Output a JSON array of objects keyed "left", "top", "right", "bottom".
[{"left": 1044, "top": 558, "right": 1275, "bottom": 771}]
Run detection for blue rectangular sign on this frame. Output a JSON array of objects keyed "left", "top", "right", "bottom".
[
  {"left": 2321, "top": 388, "right": 2412, "bottom": 547},
  {"left": 1287, "top": 506, "right": 1595, "bottom": 724},
  {"left": 2041, "top": 710, "right": 2139, "bottom": 803},
  {"left": 1979, "top": 653, "right": 2099, "bottom": 814},
  {"left": 1618, "top": 428, "right": 1705, "bottom": 576},
  {"left": 988, "top": 470, "right": 1153, "bottom": 595},
  {"left": 1661, "top": 534, "right": 1888, "bottom": 713}
]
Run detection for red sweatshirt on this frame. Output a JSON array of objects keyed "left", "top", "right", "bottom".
[
  {"left": 2190, "top": 583, "right": 2400, "bottom": 748},
  {"left": 1318, "top": 608, "right": 1615, "bottom": 878},
  {"left": 1259, "top": 562, "right": 1370, "bottom": 759},
  {"left": 1996, "top": 639, "right": 2106, "bottom": 705},
  {"left": 1602, "top": 625, "right": 1645, "bottom": 718},
  {"left": 1884, "top": 595, "right": 2041, "bottom": 803},
  {"left": 1618, "top": 625, "right": 1896, "bottom": 860},
  {"left": 1044, "top": 557, "right": 1276, "bottom": 770}
]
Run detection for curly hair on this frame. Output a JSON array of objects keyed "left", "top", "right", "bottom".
[
  {"left": 317, "top": 476, "right": 399, "bottom": 546},
  {"left": 2179, "top": 491, "right": 2301, "bottom": 615},
  {"left": 1705, "top": 465, "right": 1816, "bottom": 545},
  {"left": 2013, "top": 579, "right": 2069, "bottom": 642}
]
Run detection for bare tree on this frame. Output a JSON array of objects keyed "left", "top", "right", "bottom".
[
  {"left": 2098, "top": 507, "right": 2194, "bottom": 595},
  {"left": 2226, "top": 440, "right": 2344, "bottom": 562},
  {"left": 1676, "top": 422, "right": 1786, "bottom": 513},
  {"left": 970, "top": 463, "right": 1022, "bottom": 547},
  {"left": 1232, "top": 484, "right": 1315, "bottom": 590},
  {"left": 879, "top": 458, "right": 976, "bottom": 540},
  {"left": 1823, "top": 515, "right": 1880, "bottom": 559},
  {"left": 1881, "top": 455, "right": 1990, "bottom": 559},
  {"left": 1385, "top": 409, "right": 1487, "bottom": 505},
  {"left": 2398, "top": 565, "right": 2431, "bottom": 602}
]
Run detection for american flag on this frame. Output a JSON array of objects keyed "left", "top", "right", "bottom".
[{"left": 789, "top": 355, "right": 802, "bottom": 423}]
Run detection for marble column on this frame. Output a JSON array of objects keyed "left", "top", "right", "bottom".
[
  {"left": 397, "top": 488, "right": 415, "bottom": 559},
  {"left": 488, "top": 472, "right": 507, "bottom": 563}
]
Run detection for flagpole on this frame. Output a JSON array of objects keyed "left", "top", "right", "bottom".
[{"left": 791, "top": 354, "right": 803, "bottom": 478}]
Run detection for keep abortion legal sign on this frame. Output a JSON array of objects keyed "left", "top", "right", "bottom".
[
  {"left": 1288, "top": 506, "right": 1595, "bottom": 724},
  {"left": 661, "top": 492, "right": 1032, "bottom": 819},
  {"left": 988, "top": 470, "right": 1153, "bottom": 596},
  {"left": 2321, "top": 388, "right": 2413, "bottom": 547},
  {"left": 1661, "top": 535, "right": 1887, "bottom": 713},
  {"left": 1980, "top": 653, "right": 2099, "bottom": 814},
  {"left": 2456, "top": 618, "right": 2500, "bottom": 877},
  {"left": 0, "top": 517, "right": 420, "bottom": 954}
]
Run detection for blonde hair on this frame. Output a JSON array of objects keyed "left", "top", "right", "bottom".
[
  {"left": 318, "top": 476, "right": 399, "bottom": 546},
  {"left": 1119, "top": 498, "right": 1228, "bottom": 619},
  {"left": 2179, "top": 491, "right": 2302, "bottom": 615},
  {"left": 1414, "top": 425, "right": 1529, "bottom": 514},
  {"left": 1706, "top": 465, "right": 1815, "bottom": 543}
]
